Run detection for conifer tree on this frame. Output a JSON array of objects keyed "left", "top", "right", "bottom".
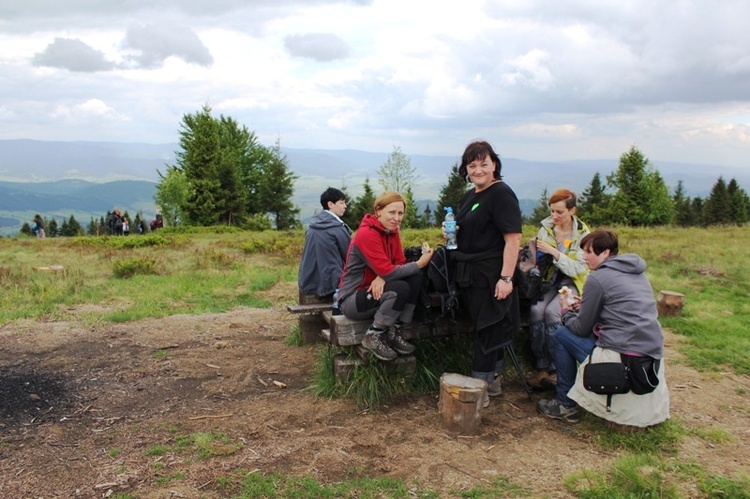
[
  {"left": 702, "top": 176, "right": 732, "bottom": 225},
  {"left": 177, "top": 105, "right": 222, "bottom": 225},
  {"left": 48, "top": 219, "right": 58, "bottom": 237},
  {"left": 437, "top": 164, "right": 467, "bottom": 225},
  {"left": 257, "top": 140, "right": 300, "bottom": 230},
  {"left": 727, "top": 178, "right": 750, "bottom": 225},
  {"left": 579, "top": 172, "right": 609, "bottom": 226},
  {"left": 421, "top": 204, "right": 435, "bottom": 228},
  {"left": 347, "top": 177, "right": 376, "bottom": 228},
  {"left": 605, "top": 146, "right": 673, "bottom": 226},
  {"left": 672, "top": 181, "right": 695, "bottom": 227},
  {"left": 402, "top": 186, "right": 421, "bottom": 229},
  {"left": 527, "top": 188, "right": 550, "bottom": 226}
]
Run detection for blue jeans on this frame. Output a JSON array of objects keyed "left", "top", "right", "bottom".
[{"left": 555, "top": 325, "right": 596, "bottom": 407}]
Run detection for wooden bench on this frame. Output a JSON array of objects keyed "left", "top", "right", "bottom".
[{"left": 287, "top": 293, "right": 532, "bottom": 397}]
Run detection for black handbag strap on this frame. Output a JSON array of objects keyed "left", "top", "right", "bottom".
[{"left": 588, "top": 344, "right": 615, "bottom": 412}]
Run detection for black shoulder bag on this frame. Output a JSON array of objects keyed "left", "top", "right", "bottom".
[{"left": 582, "top": 348, "right": 630, "bottom": 412}]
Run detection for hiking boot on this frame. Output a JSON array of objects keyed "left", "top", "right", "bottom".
[
  {"left": 482, "top": 391, "right": 490, "bottom": 408},
  {"left": 536, "top": 398, "right": 580, "bottom": 423},
  {"left": 487, "top": 376, "right": 502, "bottom": 397},
  {"left": 527, "top": 371, "right": 556, "bottom": 391},
  {"left": 387, "top": 325, "right": 415, "bottom": 355},
  {"left": 541, "top": 372, "right": 557, "bottom": 390},
  {"left": 361, "top": 328, "right": 398, "bottom": 361}
]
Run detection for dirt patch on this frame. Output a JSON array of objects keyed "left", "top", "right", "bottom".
[{"left": 1, "top": 299, "right": 748, "bottom": 498}]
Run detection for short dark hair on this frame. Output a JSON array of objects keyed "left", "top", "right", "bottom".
[
  {"left": 580, "top": 230, "right": 619, "bottom": 256},
  {"left": 459, "top": 141, "right": 502, "bottom": 182},
  {"left": 320, "top": 187, "right": 346, "bottom": 210}
]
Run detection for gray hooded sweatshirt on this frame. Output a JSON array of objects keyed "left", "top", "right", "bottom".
[{"left": 562, "top": 254, "right": 664, "bottom": 359}]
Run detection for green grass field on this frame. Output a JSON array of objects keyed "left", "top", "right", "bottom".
[
  {"left": 2, "top": 225, "right": 749, "bottom": 497},
  {"left": 3, "top": 225, "right": 748, "bottom": 375}
]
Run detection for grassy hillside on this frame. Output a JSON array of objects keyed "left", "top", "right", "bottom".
[{"left": 0, "top": 225, "right": 748, "bottom": 375}]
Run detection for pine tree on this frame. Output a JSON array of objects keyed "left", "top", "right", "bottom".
[
  {"left": 216, "top": 115, "right": 249, "bottom": 225},
  {"left": 257, "top": 140, "right": 300, "bottom": 230},
  {"left": 402, "top": 186, "right": 421, "bottom": 229},
  {"left": 527, "top": 188, "right": 550, "bottom": 226},
  {"left": 347, "top": 177, "right": 376, "bottom": 228},
  {"left": 702, "top": 177, "right": 732, "bottom": 225},
  {"left": 605, "top": 145, "right": 673, "bottom": 226},
  {"left": 48, "top": 219, "right": 58, "bottom": 237},
  {"left": 437, "top": 164, "right": 467, "bottom": 225},
  {"left": 727, "top": 178, "right": 750, "bottom": 225},
  {"left": 60, "top": 215, "right": 83, "bottom": 236},
  {"left": 421, "top": 204, "right": 434, "bottom": 228},
  {"left": 87, "top": 217, "right": 99, "bottom": 235},
  {"left": 177, "top": 105, "right": 222, "bottom": 225},
  {"left": 672, "top": 181, "right": 695, "bottom": 227},
  {"left": 579, "top": 172, "right": 608, "bottom": 226},
  {"left": 691, "top": 197, "right": 706, "bottom": 226}
]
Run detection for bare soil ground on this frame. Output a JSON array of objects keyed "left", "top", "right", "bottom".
[{"left": 1, "top": 282, "right": 748, "bottom": 498}]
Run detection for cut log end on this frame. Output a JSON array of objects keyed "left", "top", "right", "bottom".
[
  {"left": 657, "top": 290, "right": 685, "bottom": 317},
  {"left": 438, "top": 373, "right": 486, "bottom": 433}
]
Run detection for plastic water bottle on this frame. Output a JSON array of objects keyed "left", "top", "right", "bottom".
[
  {"left": 332, "top": 288, "right": 342, "bottom": 316},
  {"left": 444, "top": 207, "right": 458, "bottom": 250}
]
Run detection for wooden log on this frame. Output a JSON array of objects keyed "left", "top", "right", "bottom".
[
  {"left": 326, "top": 312, "right": 471, "bottom": 347},
  {"left": 299, "top": 314, "right": 327, "bottom": 344},
  {"left": 657, "top": 290, "right": 685, "bottom": 317},
  {"left": 333, "top": 354, "right": 360, "bottom": 384},
  {"left": 438, "top": 373, "right": 486, "bottom": 433}
]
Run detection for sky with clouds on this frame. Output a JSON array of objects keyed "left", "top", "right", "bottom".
[{"left": 1, "top": 0, "right": 750, "bottom": 169}]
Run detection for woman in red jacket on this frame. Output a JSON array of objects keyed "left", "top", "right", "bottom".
[{"left": 337, "top": 191, "right": 434, "bottom": 361}]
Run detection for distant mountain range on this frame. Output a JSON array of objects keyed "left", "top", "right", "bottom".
[{"left": 1, "top": 139, "right": 748, "bottom": 235}]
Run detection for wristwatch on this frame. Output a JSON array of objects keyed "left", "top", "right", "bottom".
[{"left": 500, "top": 276, "right": 513, "bottom": 283}]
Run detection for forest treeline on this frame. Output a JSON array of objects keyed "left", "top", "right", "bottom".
[{"left": 18, "top": 107, "right": 750, "bottom": 237}]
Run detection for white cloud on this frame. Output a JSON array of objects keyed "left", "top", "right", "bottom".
[
  {"left": 32, "top": 38, "right": 115, "bottom": 72},
  {"left": 284, "top": 33, "right": 349, "bottom": 61},
  {"left": 123, "top": 23, "right": 213, "bottom": 68},
  {"left": 0, "top": 0, "right": 749, "bottom": 169}
]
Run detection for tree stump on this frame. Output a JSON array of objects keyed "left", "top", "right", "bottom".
[
  {"left": 657, "top": 290, "right": 685, "bottom": 317},
  {"left": 438, "top": 373, "right": 486, "bottom": 433}
]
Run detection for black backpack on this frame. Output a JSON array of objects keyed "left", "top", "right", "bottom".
[
  {"left": 515, "top": 239, "right": 554, "bottom": 304},
  {"left": 404, "top": 245, "right": 461, "bottom": 322}
]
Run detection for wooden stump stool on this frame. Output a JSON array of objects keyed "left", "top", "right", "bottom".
[
  {"left": 657, "top": 290, "right": 685, "bottom": 317},
  {"left": 438, "top": 373, "right": 486, "bottom": 433}
]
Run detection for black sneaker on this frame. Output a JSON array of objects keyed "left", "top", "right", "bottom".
[
  {"left": 386, "top": 325, "right": 415, "bottom": 355},
  {"left": 536, "top": 398, "right": 580, "bottom": 423},
  {"left": 362, "top": 329, "right": 398, "bottom": 361}
]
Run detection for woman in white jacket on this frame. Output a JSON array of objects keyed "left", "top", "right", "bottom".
[{"left": 528, "top": 189, "right": 590, "bottom": 388}]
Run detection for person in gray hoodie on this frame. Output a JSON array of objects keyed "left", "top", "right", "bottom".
[{"left": 537, "top": 230, "right": 668, "bottom": 425}]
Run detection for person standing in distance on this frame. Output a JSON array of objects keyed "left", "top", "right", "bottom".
[{"left": 298, "top": 187, "right": 352, "bottom": 300}]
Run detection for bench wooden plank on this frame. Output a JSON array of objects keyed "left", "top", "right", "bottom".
[{"left": 287, "top": 303, "right": 332, "bottom": 314}]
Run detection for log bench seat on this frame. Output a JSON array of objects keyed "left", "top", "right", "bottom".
[
  {"left": 287, "top": 292, "right": 531, "bottom": 396},
  {"left": 321, "top": 310, "right": 471, "bottom": 347}
]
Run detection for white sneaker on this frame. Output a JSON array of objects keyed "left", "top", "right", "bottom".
[{"left": 488, "top": 376, "right": 502, "bottom": 397}]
